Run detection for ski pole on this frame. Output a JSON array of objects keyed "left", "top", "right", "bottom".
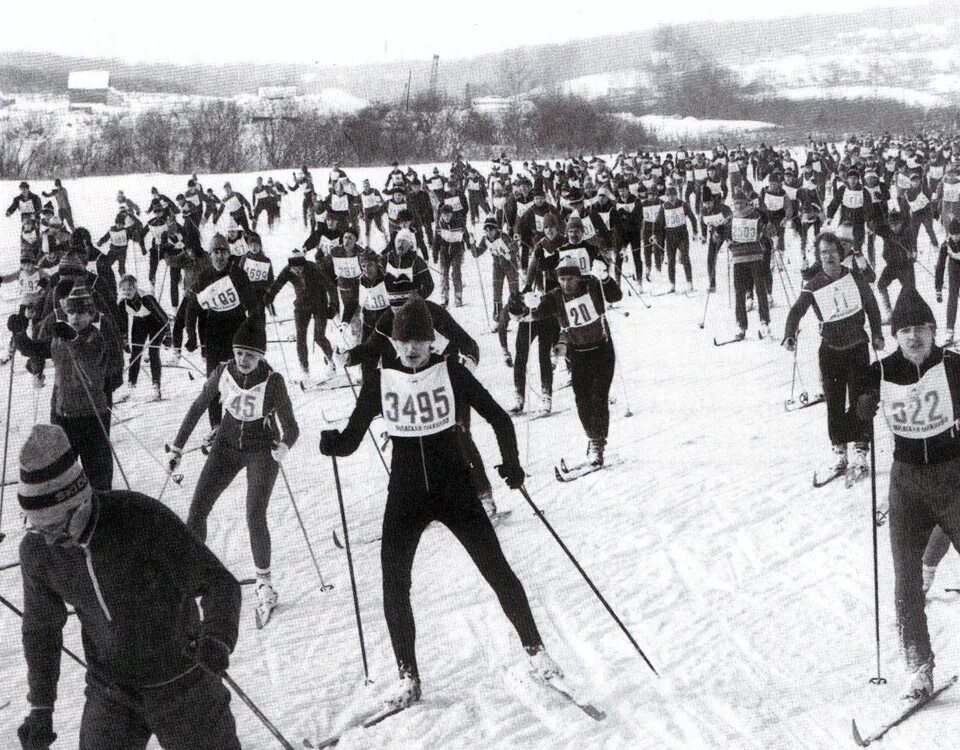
[
  {"left": 516, "top": 484, "right": 658, "bottom": 676},
  {"left": 472, "top": 250, "right": 491, "bottom": 323},
  {"left": 278, "top": 465, "right": 333, "bottom": 592},
  {"left": 868, "top": 423, "right": 886, "bottom": 686},
  {"left": 786, "top": 331, "right": 800, "bottom": 405},
  {"left": 619, "top": 272, "right": 651, "bottom": 309},
  {"left": 0, "top": 349, "right": 15, "bottom": 543},
  {"left": 330, "top": 455, "right": 372, "bottom": 684},
  {"left": 335, "top": 330, "right": 390, "bottom": 478},
  {"left": 0, "top": 592, "right": 87, "bottom": 668},
  {"left": 698, "top": 287, "right": 712, "bottom": 329},
  {"left": 221, "top": 672, "right": 296, "bottom": 750},
  {"left": 268, "top": 310, "right": 293, "bottom": 382}
]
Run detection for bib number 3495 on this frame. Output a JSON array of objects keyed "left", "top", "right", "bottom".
[{"left": 383, "top": 387, "right": 450, "bottom": 426}]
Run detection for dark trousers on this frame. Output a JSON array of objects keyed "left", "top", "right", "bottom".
[
  {"left": 733, "top": 260, "right": 770, "bottom": 330},
  {"left": 172, "top": 303, "right": 188, "bottom": 349},
  {"left": 204, "top": 337, "right": 234, "bottom": 428},
  {"left": 911, "top": 211, "right": 939, "bottom": 249},
  {"left": 295, "top": 306, "right": 332, "bottom": 371},
  {"left": 79, "top": 667, "right": 240, "bottom": 750},
  {"left": 513, "top": 319, "right": 558, "bottom": 396},
  {"left": 188, "top": 440, "right": 278, "bottom": 570},
  {"left": 946, "top": 260, "right": 960, "bottom": 330},
  {"left": 643, "top": 232, "right": 662, "bottom": 273},
  {"left": 381, "top": 481, "right": 541, "bottom": 678},
  {"left": 665, "top": 233, "right": 691, "bottom": 284},
  {"left": 878, "top": 261, "right": 916, "bottom": 299},
  {"left": 569, "top": 339, "right": 616, "bottom": 441},
  {"left": 800, "top": 219, "right": 821, "bottom": 253},
  {"left": 707, "top": 237, "right": 721, "bottom": 289},
  {"left": 107, "top": 244, "right": 128, "bottom": 276},
  {"left": 492, "top": 257, "right": 519, "bottom": 318},
  {"left": 168, "top": 265, "right": 182, "bottom": 309},
  {"left": 52, "top": 412, "right": 113, "bottom": 490},
  {"left": 129, "top": 321, "right": 162, "bottom": 387},
  {"left": 819, "top": 342, "right": 871, "bottom": 446},
  {"left": 888, "top": 458, "right": 960, "bottom": 671}
]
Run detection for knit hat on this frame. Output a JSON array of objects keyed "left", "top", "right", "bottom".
[
  {"left": 232, "top": 319, "right": 267, "bottom": 354},
  {"left": 890, "top": 286, "right": 936, "bottom": 337},
  {"left": 18, "top": 424, "right": 92, "bottom": 524},
  {"left": 63, "top": 283, "right": 94, "bottom": 311},
  {"left": 391, "top": 297, "right": 434, "bottom": 342},
  {"left": 543, "top": 213, "right": 560, "bottom": 230},
  {"left": 210, "top": 233, "right": 229, "bottom": 252},
  {"left": 948, "top": 217, "right": 960, "bottom": 235},
  {"left": 482, "top": 215, "right": 499, "bottom": 230},
  {"left": 566, "top": 215, "right": 584, "bottom": 231},
  {"left": 556, "top": 256, "right": 582, "bottom": 277},
  {"left": 395, "top": 228, "right": 416, "bottom": 248}
]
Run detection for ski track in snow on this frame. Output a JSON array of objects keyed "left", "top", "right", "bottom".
[{"left": 1, "top": 156, "right": 959, "bottom": 748}]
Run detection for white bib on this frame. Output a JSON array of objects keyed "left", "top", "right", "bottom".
[
  {"left": 486, "top": 238, "right": 511, "bottom": 258},
  {"left": 444, "top": 196, "right": 463, "bottom": 212},
  {"left": 664, "top": 206, "right": 686, "bottom": 229},
  {"left": 18, "top": 270, "right": 40, "bottom": 301},
  {"left": 579, "top": 216, "right": 597, "bottom": 240},
  {"left": 359, "top": 281, "right": 389, "bottom": 311},
  {"left": 642, "top": 204, "right": 660, "bottom": 223},
  {"left": 333, "top": 255, "right": 361, "bottom": 279},
  {"left": 841, "top": 189, "right": 864, "bottom": 209},
  {"left": 18, "top": 198, "right": 34, "bottom": 214},
  {"left": 110, "top": 229, "right": 128, "bottom": 247},
  {"left": 563, "top": 292, "right": 600, "bottom": 329},
  {"left": 693, "top": 168, "right": 708, "bottom": 181},
  {"left": 439, "top": 228, "right": 464, "bottom": 244},
  {"left": 896, "top": 174, "right": 913, "bottom": 190},
  {"left": 702, "top": 211, "right": 727, "bottom": 228},
  {"left": 763, "top": 193, "right": 785, "bottom": 212},
  {"left": 908, "top": 192, "right": 930, "bottom": 212},
  {"left": 387, "top": 201, "right": 406, "bottom": 220},
  {"left": 928, "top": 165, "right": 945, "bottom": 180},
  {"left": 597, "top": 211, "right": 611, "bottom": 229},
  {"left": 223, "top": 195, "right": 242, "bottom": 213},
  {"left": 330, "top": 194, "right": 349, "bottom": 212},
  {"left": 361, "top": 192, "right": 381, "bottom": 210},
  {"left": 219, "top": 369, "right": 267, "bottom": 422},
  {"left": 244, "top": 259, "right": 271, "bottom": 283},
  {"left": 942, "top": 182, "right": 960, "bottom": 203},
  {"left": 197, "top": 275, "right": 241, "bottom": 313},
  {"left": 881, "top": 362, "right": 956, "bottom": 439},
  {"left": 812, "top": 161, "right": 822, "bottom": 173},
  {"left": 559, "top": 246, "right": 591, "bottom": 273},
  {"left": 812, "top": 272, "right": 862, "bottom": 323},
  {"left": 783, "top": 185, "right": 798, "bottom": 200},
  {"left": 731, "top": 217, "right": 759, "bottom": 243},
  {"left": 380, "top": 362, "right": 455, "bottom": 437},
  {"left": 429, "top": 177, "right": 445, "bottom": 191}
]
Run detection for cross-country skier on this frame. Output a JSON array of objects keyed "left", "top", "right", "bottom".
[
  {"left": 320, "top": 297, "right": 562, "bottom": 710},
  {"left": 169, "top": 319, "right": 298, "bottom": 628},
  {"left": 934, "top": 217, "right": 960, "bottom": 344},
  {"left": 116, "top": 275, "right": 169, "bottom": 403},
  {"left": 6, "top": 181, "right": 42, "bottom": 223},
  {"left": 16, "top": 423, "right": 242, "bottom": 749}
]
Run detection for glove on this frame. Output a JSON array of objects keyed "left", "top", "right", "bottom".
[
  {"left": 523, "top": 291, "right": 542, "bottom": 310},
  {"left": 7, "top": 313, "right": 27, "bottom": 334},
  {"left": 190, "top": 635, "right": 230, "bottom": 675},
  {"left": 123, "top": 343, "right": 131, "bottom": 354},
  {"left": 937, "top": 291, "right": 944, "bottom": 303},
  {"left": 872, "top": 335, "right": 885, "bottom": 352},
  {"left": 497, "top": 462, "right": 526, "bottom": 490},
  {"left": 167, "top": 446, "right": 182, "bottom": 473},
  {"left": 460, "top": 355, "right": 477, "bottom": 373},
  {"left": 319, "top": 429, "right": 340, "bottom": 456},
  {"left": 856, "top": 392, "right": 881, "bottom": 421},
  {"left": 551, "top": 343, "right": 568, "bottom": 362},
  {"left": 327, "top": 305, "right": 339, "bottom": 320},
  {"left": 185, "top": 336, "right": 198, "bottom": 353},
  {"left": 590, "top": 259, "right": 609, "bottom": 281},
  {"left": 17, "top": 708, "right": 56, "bottom": 750},
  {"left": 782, "top": 337, "right": 796, "bottom": 352},
  {"left": 141, "top": 248, "right": 147, "bottom": 256},
  {"left": 271, "top": 442, "right": 289, "bottom": 463},
  {"left": 162, "top": 332, "right": 173, "bottom": 348},
  {"left": 52, "top": 321, "right": 76, "bottom": 341}
]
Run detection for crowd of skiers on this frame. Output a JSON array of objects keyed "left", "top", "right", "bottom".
[{"left": 4, "top": 129, "right": 960, "bottom": 746}]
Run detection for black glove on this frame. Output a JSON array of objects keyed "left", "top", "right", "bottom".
[
  {"left": 319, "top": 429, "right": 340, "bottom": 456},
  {"left": 123, "top": 343, "right": 131, "bottom": 354},
  {"left": 327, "top": 305, "right": 339, "bottom": 320},
  {"left": 185, "top": 336, "right": 198, "bottom": 353},
  {"left": 37, "top": 276, "right": 50, "bottom": 289},
  {"left": 189, "top": 635, "right": 230, "bottom": 674},
  {"left": 7, "top": 313, "right": 27, "bottom": 334},
  {"left": 856, "top": 392, "right": 880, "bottom": 421},
  {"left": 18, "top": 708, "right": 56, "bottom": 750},
  {"left": 497, "top": 462, "right": 526, "bottom": 490},
  {"left": 162, "top": 332, "right": 173, "bottom": 348},
  {"left": 52, "top": 321, "right": 76, "bottom": 341},
  {"left": 937, "top": 291, "right": 944, "bottom": 303},
  {"left": 55, "top": 278, "right": 72, "bottom": 301}
]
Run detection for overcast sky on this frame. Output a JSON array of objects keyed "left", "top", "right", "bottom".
[{"left": 4, "top": 0, "right": 906, "bottom": 67}]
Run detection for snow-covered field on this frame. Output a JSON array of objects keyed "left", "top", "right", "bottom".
[
  {"left": 1, "top": 160, "right": 959, "bottom": 749},
  {"left": 616, "top": 113, "right": 779, "bottom": 140}
]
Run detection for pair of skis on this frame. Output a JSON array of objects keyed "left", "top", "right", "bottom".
[
  {"left": 812, "top": 464, "right": 869, "bottom": 490},
  {"left": 713, "top": 330, "right": 766, "bottom": 346},
  {"left": 785, "top": 392, "right": 825, "bottom": 412},
  {"left": 851, "top": 675, "right": 957, "bottom": 746},
  {"left": 554, "top": 456, "right": 620, "bottom": 482}
]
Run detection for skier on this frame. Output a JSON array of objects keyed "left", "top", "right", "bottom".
[
  {"left": 16, "top": 422, "right": 243, "bottom": 749},
  {"left": 432, "top": 204, "right": 470, "bottom": 307},
  {"left": 381, "top": 228, "right": 434, "bottom": 303},
  {"left": 6, "top": 181, "right": 42, "bottom": 223},
  {"left": 934, "top": 217, "right": 960, "bottom": 344},
  {"left": 531, "top": 255, "right": 622, "bottom": 467},
  {"left": 474, "top": 215, "right": 521, "bottom": 328},
  {"left": 875, "top": 201, "right": 918, "bottom": 322},
  {"left": 330, "top": 228, "right": 364, "bottom": 346},
  {"left": 238, "top": 231, "right": 276, "bottom": 315},
  {"left": 320, "top": 297, "right": 562, "bottom": 710},
  {"left": 169, "top": 319, "right": 298, "bottom": 628},
  {"left": 783, "top": 230, "right": 884, "bottom": 482},
  {"left": 854, "top": 287, "right": 960, "bottom": 699},
  {"left": 654, "top": 186, "right": 698, "bottom": 293},
  {"left": 41, "top": 178, "right": 75, "bottom": 230},
  {"left": 726, "top": 188, "right": 773, "bottom": 340},
  {"left": 116, "top": 274, "right": 168, "bottom": 403},
  {"left": 216, "top": 182, "right": 253, "bottom": 233}
]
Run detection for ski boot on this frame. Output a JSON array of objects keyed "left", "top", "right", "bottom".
[
  {"left": 846, "top": 442, "right": 870, "bottom": 487},
  {"left": 254, "top": 581, "right": 278, "bottom": 629},
  {"left": 759, "top": 322, "right": 770, "bottom": 340},
  {"left": 586, "top": 438, "right": 604, "bottom": 467},
  {"left": 538, "top": 393, "right": 552, "bottom": 417},
  {"left": 508, "top": 392, "right": 524, "bottom": 416},
  {"left": 115, "top": 383, "right": 136, "bottom": 404},
  {"left": 945, "top": 329, "right": 956, "bottom": 348},
  {"left": 527, "top": 645, "right": 564, "bottom": 682},
  {"left": 201, "top": 427, "right": 219, "bottom": 455},
  {"left": 454, "top": 296, "right": 463, "bottom": 308},
  {"left": 150, "top": 383, "right": 162, "bottom": 402},
  {"left": 668, "top": 283, "right": 676, "bottom": 294},
  {"left": 386, "top": 669, "right": 422, "bottom": 710},
  {"left": 479, "top": 491, "right": 497, "bottom": 517},
  {"left": 922, "top": 563, "right": 938, "bottom": 594},
  {"left": 164, "top": 347, "right": 182, "bottom": 366},
  {"left": 686, "top": 281, "right": 694, "bottom": 293},
  {"left": 502, "top": 348, "right": 514, "bottom": 368},
  {"left": 734, "top": 327, "right": 746, "bottom": 342},
  {"left": 901, "top": 659, "right": 934, "bottom": 701}
]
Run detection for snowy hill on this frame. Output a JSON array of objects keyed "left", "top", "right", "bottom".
[{"left": 1, "top": 158, "right": 960, "bottom": 748}]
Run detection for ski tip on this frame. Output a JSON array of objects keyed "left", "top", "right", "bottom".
[
  {"left": 852, "top": 718, "right": 868, "bottom": 747},
  {"left": 332, "top": 530, "right": 344, "bottom": 549},
  {"left": 554, "top": 466, "right": 564, "bottom": 482}
]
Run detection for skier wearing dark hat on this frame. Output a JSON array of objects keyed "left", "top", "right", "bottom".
[
  {"left": 380, "top": 228, "right": 434, "bottom": 303},
  {"left": 727, "top": 188, "right": 773, "bottom": 340},
  {"left": 827, "top": 167, "right": 874, "bottom": 254},
  {"left": 239, "top": 231, "right": 276, "bottom": 316},
  {"left": 474, "top": 215, "right": 521, "bottom": 327},
  {"left": 169, "top": 319, "right": 298, "bottom": 628},
  {"left": 6, "top": 181, "right": 42, "bottom": 223},
  {"left": 934, "top": 217, "right": 960, "bottom": 344},
  {"left": 875, "top": 197, "right": 918, "bottom": 322},
  {"left": 432, "top": 204, "right": 470, "bottom": 307},
  {"left": 320, "top": 296, "right": 562, "bottom": 711},
  {"left": 16, "top": 423, "right": 243, "bottom": 750},
  {"left": 854, "top": 286, "right": 960, "bottom": 701},
  {"left": 654, "top": 185, "right": 698, "bottom": 293},
  {"left": 530, "top": 255, "right": 622, "bottom": 467}
]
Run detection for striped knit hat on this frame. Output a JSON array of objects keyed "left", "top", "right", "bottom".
[{"left": 18, "top": 424, "right": 92, "bottom": 524}]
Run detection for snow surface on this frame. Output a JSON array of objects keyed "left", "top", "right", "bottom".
[
  {"left": 1, "top": 160, "right": 959, "bottom": 749},
  {"left": 616, "top": 113, "right": 779, "bottom": 140},
  {"left": 774, "top": 86, "right": 947, "bottom": 107}
]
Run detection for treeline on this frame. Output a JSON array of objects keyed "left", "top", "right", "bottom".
[{"left": 0, "top": 94, "right": 649, "bottom": 180}]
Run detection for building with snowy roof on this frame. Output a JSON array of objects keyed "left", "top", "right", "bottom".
[{"left": 67, "top": 71, "right": 111, "bottom": 108}]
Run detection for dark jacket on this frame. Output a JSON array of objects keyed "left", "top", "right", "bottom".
[
  {"left": 20, "top": 492, "right": 241, "bottom": 707},
  {"left": 264, "top": 261, "right": 336, "bottom": 315}
]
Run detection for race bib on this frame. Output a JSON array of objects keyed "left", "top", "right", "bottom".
[
  {"left": 18, "top": 198, "right": 34, "bottom": 214},
  {"left": 360, "top": 281, "right": 389, "bottom": 311},
  {"left": 841, "top": 190, "right": 864, "bottom": 209},
  {"left": 664, "top": 206, "right": 686, "bottom": 229},
  {"left": 896, "top": 174, "right": 913, "bottom": 190},
  {"left": 563, "top": 292, "right": 600, "bottom": 329},
  {"left": 535, "top": 213, "right": 545, "bottom": 233},
  {"left": 731, "top": 217, "right": 759, "bottom": 243},
  {"left": 908, "top": 192, "right": 930, "bottom": 212},
  {"left": 783, "top": 185, "right": 798, "bottom": 200},
  {"left": 219, "top": 369, "right": 266, "bottom": 422},
  {"left": 881, "top": 362, "right": 956, "bottom": 439},
  {"left": 223, "top": 195, "right": 242, "bottom": 213},
  {"left": 444, "top": 196, "right": 463, "bottom": 213},
  {"left": 693, "top": 168, "right": 708, "bottom": 181},
  {"left": 333, "top": 255, "right": 361, "bottom": 279},
  {"left": 319, "top": 235, "right": 338, "bottom": 253},
  {"left": 440, "top": 228, "right": 464, "bottom": 244},
  {"left": 706, "top": 180, "right": 723, "bottom": 195},
  {"left": 18, "top": 270, "right": 40, "bottom": 300},
  {"left": 387, "top": 201, "right": 406, "bottom": 220},
  {"left": 110, "top": 229, "right": 128, "bottom": 247},
  {"left": 244, "top": 259, "right": 271, "bottom": 283},
  {"left": 943, "top": 182, "right": 960, "bottom": 203},
  {"left": 187, "top": 192, "right": 201, "bottom": 206},
  {"left": 559, "top": 246, "right": 591, "bottom": 272},
  {"left": 380, "top": 362, "right": 454, "bottom": 437},
  {"left": 651, "top": 167, "right": 663, "bottom": 178},
  {"left": 429, "top": 177, "right": 444, "bottom": 191},
  {"left": 812, "top": 161, "right": 822, "bottom": 173},
  {"left": 642, "top": 204, "right": 660, "bottom": 223},
  {"left": 197, "top": 275, "right": 241, "bottom": 313},
  {"left": 597, "top": 211, "right": 612, "bottom": 230},
  {"left": 580, "top": 216, "right": 597, "bottom": 239},
  {"left": 812, "top": 272, "right": 862, "bottom": 323},
  {"left": 928, "top": 165, "right": 945, "bottom": 180},
  {"left": 330, "top": 194, "right": 349, "bottom": 212},
  {"left": 702, "top": 211, "right": 727, "bottom": 228},
  {"left": 763, "top": 193, "right": 785, "bottom": 212},
  {"left": 361, "top": 192, "right": 381, "bottom": 210}
]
